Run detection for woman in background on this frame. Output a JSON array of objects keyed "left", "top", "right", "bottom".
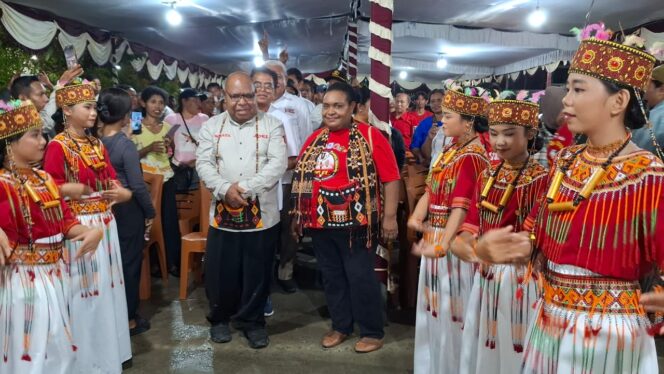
[{"left": 98, "top": 87, "right": 156, "bottom": 336}]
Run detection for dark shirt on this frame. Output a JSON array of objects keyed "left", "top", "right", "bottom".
[
  {"left": 102, "top": 132, "right": 156, "bottom": 219},
  {"left": 389, "top": 127, "right": 406, "bottom": 171}
]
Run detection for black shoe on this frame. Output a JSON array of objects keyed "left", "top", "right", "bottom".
[
  {"left": 130, "top": 316, "right": 151, "bottom": 336},
  {"left": 244, "top": 329, "right": 269, "bottom": 349},
  {"left": 210, "top": 323, "right": 232, "bottom": 343},
  {"left": 278, "top": 278, "right": 298, "bottom": 294},
  {"left": 122, "top": 358, "right": 133, "bottom": 370}
]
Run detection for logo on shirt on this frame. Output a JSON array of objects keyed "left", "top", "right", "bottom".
[{"left": 314, "top": 151, "right": 339, "bottom": 181}]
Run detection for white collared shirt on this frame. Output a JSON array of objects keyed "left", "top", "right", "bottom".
[
  {"left": 196, "top": 111, "right": 287, "bottom": 232},
  {"left": 271, "top": 92, "right": 311, "bottom": 148}
]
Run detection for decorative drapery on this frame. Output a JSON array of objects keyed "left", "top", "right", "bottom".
[{"left": 0, "top": 1, "right": 222, "bottom": 86}]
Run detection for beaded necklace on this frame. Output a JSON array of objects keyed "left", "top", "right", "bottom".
[
  {"left": 430, "top": 136, "right": 478, "bottom": 174},
  {"left": 546, "top": 132, "right": 631, "bottom": 212},
  {"left": 65, "top": 129, "right": 107, "bottom": 170},
  {"left": 479, "top": 157, "right": 530, "bottom": 214}
]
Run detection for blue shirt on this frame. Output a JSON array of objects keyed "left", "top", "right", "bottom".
[
  {"left": 410, "top": 116, "right": 442, "bottom": 150},
  {"left": 633, "top": 101, "right": 664, "bottom": 155}
]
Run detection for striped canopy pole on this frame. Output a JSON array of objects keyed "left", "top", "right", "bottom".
[
  {"left": 368, "top": 0, "right": 393, "bottom": 133},
  {"left": 347, "top": 0, "right": 359, "bottom": 80}
]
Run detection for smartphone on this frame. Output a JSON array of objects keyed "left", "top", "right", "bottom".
[
  {"left": 131, "top": 111, "right": 143, "bottom": 135},
  {"left": 63, "top": 45, "right": 78, "bottom": 69}
]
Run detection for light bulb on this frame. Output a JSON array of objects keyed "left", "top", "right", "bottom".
[
  {"left": 166, "top": 8, "right": 182, "bottom": 26},
  {"left": 30, "top": 55, "right": 38, "bottom": 61},
  {"left": 399, "top": 71, "right": 408, "bottom": 80},
  {"left": 114, "top": 64, "right": 122, "bottom": 70},
  {"left": 436, "top": 58, "right": 448, "bottom": 69},
  {"left": 253, "top": 56, "right": 265, "bottom": 67},
  {"left": 528, "top": 8, "right": 546, "bottom": 27}
]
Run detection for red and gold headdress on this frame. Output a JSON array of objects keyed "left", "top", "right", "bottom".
[
  {"left": 488, "top": 91, "right": 541, "bottom": 129},
  {"left": 55, "top": 79, "right": 97, "bottom": 108},
  {"left": 0, "top": 100, "right": 43, "bottom": 140},
  {"left": 569, "top": 23, "right": 655, "bottom": 91},
  {"left": 442, "top": 88, "right": 489, "bottom": 118}
]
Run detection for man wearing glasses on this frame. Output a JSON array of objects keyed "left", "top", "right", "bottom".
[
  {"left": 264, "top": 60, "right": 310, "bottom": 293},
  {"left": 196, "top": 71, "right": 287, "bottom": 349}
]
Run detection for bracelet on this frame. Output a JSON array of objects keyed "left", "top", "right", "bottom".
[{"left": 434, "top": 243, "right": 447, "bottom": 258}]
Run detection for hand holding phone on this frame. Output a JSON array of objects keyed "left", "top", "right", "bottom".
[
  {"left": 63, "top": 45, "right": 78, "bottom": 69},
  {"left": 131, "top": 112, "right": 143, "bottom": 135}
]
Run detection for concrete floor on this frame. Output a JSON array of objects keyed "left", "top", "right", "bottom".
[
  {"left": 125, "top": 258, "right": 415, "bottom": 374},
  {"left": 125, "top": 253, "right": 664, "bottom": 374}
]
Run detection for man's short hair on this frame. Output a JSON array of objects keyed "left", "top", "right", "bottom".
[
  {"left": 264, "top": 60, "right": 288, "bottom": 76},
  {"left": 415, "top": 91, "right": 428, "bottom": 100},
  {"left": 10, "top": 75, "right": 39, "bottom": 99},
  {"left": 250, "top": 67, "right": 279, "bottom": 88},
  {"left": 429, "top": 89, "right": 445, "bottom": 98},
  {"left": 207, "top": 82, "right": 222, "bottom": 91},
  {"left": 286, "top": 68, "right": 303, "bottom": 82}
]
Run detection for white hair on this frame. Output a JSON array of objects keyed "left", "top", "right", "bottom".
[{"left": 264, "top": 60, "right": 287, "bottom": 77}]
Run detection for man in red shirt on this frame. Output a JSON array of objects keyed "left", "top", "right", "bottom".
[
  {"left": 390, "top": 92, "right": 418, "bottom": 148},
  {"left": 411, "top": 91, "right": 432, "bottom": 126},
  {"left": 291, "top": 82, "right": 400, "bottom": 353}
]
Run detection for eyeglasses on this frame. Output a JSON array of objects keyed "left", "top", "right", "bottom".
[
  {"left": 253, "top": 82, "right": 274, "bottom": 92},
  {"left": 226, "top": 93, "right": 256, "bottom": 102}
]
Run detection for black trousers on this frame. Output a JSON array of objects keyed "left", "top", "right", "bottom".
[
  {"left": 310, "top": 228, "right": 384, "bottom": 339},
  {"left": 113, "top": 198, "right": 145, "bottom": 321},
  {"left": 205, "top": 225, "right": 279, "bottom": 331},
  {"left": 162, "top": 178, "right": 181, "bottom": 269},
  {"left": 278, "top": 183, "right": 297, "bottom": 280}
]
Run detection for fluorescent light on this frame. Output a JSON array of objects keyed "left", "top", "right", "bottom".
[
  {"left": 399, "top": 71, "right": 408, "bottom": 80},
  {"left": 436, "top": 58, "right": 448, "bottom": 69},
  {"left": 528, "top": 7, "right": 546, "bottom": 27},
  {"left": 253, "top": 56, "right": 265, "bottom": 67},
  {"left": 166, "top": 8, "right": 182, "bottom": 26}
]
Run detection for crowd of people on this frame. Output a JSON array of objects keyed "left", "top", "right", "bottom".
[{"left": 2, "top": 19, "right": 664, "bottom": 374}]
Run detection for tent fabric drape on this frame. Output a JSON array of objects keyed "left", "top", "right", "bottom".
[{"left": 0, "top": 0, "right": 219, "bottom": 84}]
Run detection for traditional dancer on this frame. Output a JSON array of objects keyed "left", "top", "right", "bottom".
[
  {"left": 410, "top": 87, "right": 490, "bottom": 373},
  {"left": 43, "top": 81, "right": 133, "bottom": 373},
  {"left": 453, "top": 93, "right": 549, "bottom": 373},
  {"left": 476, "top": 25, "right": 663, "bottom": 373},
  {"left": 0, "top": 100, "right": 102, "bottom": 374}
]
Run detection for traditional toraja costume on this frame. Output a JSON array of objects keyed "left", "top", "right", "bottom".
[
  {"left": 414, "top": 89, "right": 489, "bottom": 374},
  {"left": 291, "top": 122, "right": 400, "bottom": 340},
  {"left": 521, "top": 33, "right": 663, "bottom": 373},
  {"left": 0, "top": 101, "right": 77, "bottom": 373},
  {"left": 43, "top": 82, "right": 131, "bottom": 373},
  {"left": 458, "top": 99, "right": 549, "bottom": 374}
]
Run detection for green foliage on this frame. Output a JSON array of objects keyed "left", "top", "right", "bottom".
[{"left": 0, "top": 26, "right": 184, "bottom": 97}]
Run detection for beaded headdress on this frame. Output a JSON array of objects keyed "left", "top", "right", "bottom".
[
  {"left": 55, "top": 78, "right": 97, "bottom": 108},
  {"left": 569, "top": 23, "right": 655, "bottom": 91},
  {"left": 441, "top": 82, "right": 490, "bottom": 118},
  {"left": 488, "top": 90, "right": 542, "bottom": 130},
  {"left": 0, "top": 100, "right": 43, "bottom": 140}
]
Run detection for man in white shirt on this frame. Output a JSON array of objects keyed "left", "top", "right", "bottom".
[
  {"left": 264, "top": 60, "right": 312, "bottom": 292},
  {"left": 196, "top": 72, "right": 287, "bottom": 349},
  {"left": 251, "top": 67, "right": 301, "bottom": 295},
  {"left": 265, "top": 60, "right": 312, "bottom": 144}
]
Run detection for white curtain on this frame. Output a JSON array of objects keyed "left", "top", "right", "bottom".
[
  {"left": 57, "top": 27, "right": 112, "bottom": 66},
  {"left": 177, "top": 67, "right": 190, "bottom": 84},
  {"left": 0, "top": 1, "right": 57, "bottom": 50},
  {"left": 163, "top": 60, "right": 178, "bottom": 81}
]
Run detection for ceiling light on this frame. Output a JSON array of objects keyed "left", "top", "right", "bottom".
[
  {"left": 399, "top": 71, "right": 408, "bottom": 80},
  {"left": 30, "top": 55, "right": 38, "bottom": 61},
  {"left": 114, "top": 64, "right": 122, "bottom": 70},
  {"left": 436, "top": 58, "right": 448, "bottom": 69},
  {"left": 253, "top": 56, "right": 265, "bottom": 67},
  {"left": 528, "top": 7, "right": 546, "bottom": 27},
  {"left": 166, "top": 8, "right": 182, "bottom": 26}
]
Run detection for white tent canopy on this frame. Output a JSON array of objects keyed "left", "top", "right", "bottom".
[{"left": 3, "top": 0, "right": 664, "bottom": 85}]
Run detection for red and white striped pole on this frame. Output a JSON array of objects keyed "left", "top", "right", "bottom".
[
  {"left": 369, "top": 0, "right": 393, "bottom": 133},
  {"left": 347, "top": 0, "right": 359, "bottom": 80}
]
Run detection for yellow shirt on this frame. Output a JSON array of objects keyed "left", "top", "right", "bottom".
[{"left": 132, "top": 122, "right": 174, "bottom": 181}]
